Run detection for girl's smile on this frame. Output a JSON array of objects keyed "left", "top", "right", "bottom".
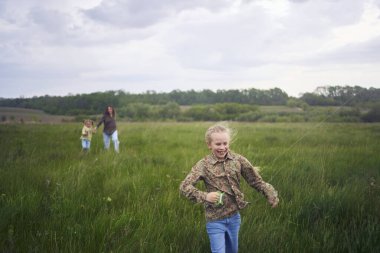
[{"left": 207, "top": 132, "right": 230, "bottom": 160}]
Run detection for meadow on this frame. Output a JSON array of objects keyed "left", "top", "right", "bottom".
[{"left": 0, "top": 122, "right": 379, "bottom": 252}]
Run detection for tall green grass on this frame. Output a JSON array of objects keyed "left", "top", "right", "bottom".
[{"left": 0, "top": 122, "right": 379, "bottom": 252}]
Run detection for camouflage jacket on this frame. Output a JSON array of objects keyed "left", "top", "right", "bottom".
[{"left": 179, "top": 151, "right": 278, "bottom": 221}]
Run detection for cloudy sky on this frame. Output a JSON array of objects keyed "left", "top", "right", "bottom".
[{"left": 1, "top": 0, "right": 380, "bottom": 98}]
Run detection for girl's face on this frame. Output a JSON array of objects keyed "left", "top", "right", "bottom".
[
  {"left": 85, "top": 120, "right": 92, "bottom": 127},
  {"left": 107, "top": 107, "right": 113, "bottom": 115},
  {"left": 207, "top": 132, "right": 230, "bottom": 160}
]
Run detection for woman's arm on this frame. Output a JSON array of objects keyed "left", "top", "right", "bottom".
[{"left": 96, "top": 116, "right": 105, "bottom": 129}]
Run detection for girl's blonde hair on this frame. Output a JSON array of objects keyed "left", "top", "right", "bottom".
[
  {"left": 83, "top": 119, "right": 93, "bottom": 126},
  {"left": 205, "top": 122, "right": 237, "bottom": 144}
]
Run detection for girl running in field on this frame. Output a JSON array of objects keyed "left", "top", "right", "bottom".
[
  {"left": 180, "top": 123, "right": 279, "bottom": 253},
  {"left": 80, "top": 119, "right": 96, "bottom": 152}
]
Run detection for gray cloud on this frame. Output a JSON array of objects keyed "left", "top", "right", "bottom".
[
  {"left": 284, "top": 0, "right": 365, "bottom": 33},
  {"left": 28, "top": 7, "right": 72, "bottom": 33},
  {"left": 165, "top": 6, "right": 275, "bottom": 70},
  {"left": 85, "top": 4, "right": 166, "bottom": 28},
  {"left": 84, "top": 0, "right": 231, "bottom": 28},
  {"left": 0, "top": 0, "right": 379, "bottom": 98},
  {"left": 164, "top": 0, "right": 368, "bottom": 71},
  {"left": 375, "top": 0, "right": 380, "bottom": 8},
  {"left": 288, "top": 0, "right": 309, "bottom": 3},
  {"left": 312, "top": 36, "right": 380, "bottom": 64}
]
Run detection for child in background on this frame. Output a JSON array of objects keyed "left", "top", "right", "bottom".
[
  {"left": 80, "top": 119, "right": 96, "bottom": 152},
  {"left": 180, "top": 123, "right": 279, "bottom": 253}
]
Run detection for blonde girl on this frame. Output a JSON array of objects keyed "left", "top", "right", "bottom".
[
  {"left": 80, "top": 119, "right": 96, "bottom": 152},
  {"left": 180, "top": 123, "right": 279, "bottom": 253}
]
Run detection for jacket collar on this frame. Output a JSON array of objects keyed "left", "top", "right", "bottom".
[{"left": 208, "top": 151, "right": 234, "bottom": 165}]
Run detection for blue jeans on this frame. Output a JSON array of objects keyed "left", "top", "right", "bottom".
[
  {"left": 206, "top": 212, "right": 241, "bottom": 253},
  {"left": 103, "top": 131, "right": 119, "bottom": 152},
  {"left": 81, "top": 139, "right": 91, "bottom": 150}
]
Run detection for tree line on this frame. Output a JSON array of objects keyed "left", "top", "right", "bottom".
[
  {"left": 300, "top": 86, "right": 380, "bottom": 106},
  {"left": 0, "top": 86, "right": 379, "bottom": 122},
  {"left": 0, "top": 88, "right": 289, "bottom": 115}
]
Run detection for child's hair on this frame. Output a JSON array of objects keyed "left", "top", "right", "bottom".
[
  {"left": 205, "top": 122, "right": 237, "bottom": 144},
  {"left": 83, "top": 119, "right": 94, "bottom": 126}
]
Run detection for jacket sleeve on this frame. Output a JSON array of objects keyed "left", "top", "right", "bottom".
[
  {"left": 179, "top": 161, "right": 208, "bottom": 204},
  {"left": 240, "top": 156, "right": 278, "bottom": 200},
  {"left": 96, "top": 116, "right": 104, "bottom": 128}
]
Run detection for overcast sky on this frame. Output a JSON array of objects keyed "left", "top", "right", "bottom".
[{"left": 1, "top": 0, "right": 380, "bottom": 98}]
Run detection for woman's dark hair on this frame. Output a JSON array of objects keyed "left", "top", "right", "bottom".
[{"left": 104, "top": 106, "right": 116, "bottom": 117}]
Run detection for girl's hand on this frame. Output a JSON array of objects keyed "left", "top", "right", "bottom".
[
  {"left": 268, "top": 196, "right": 279, "bottom": 208},
  {"left": 206, "top": 192, "right": 220, "bottom": 203}
]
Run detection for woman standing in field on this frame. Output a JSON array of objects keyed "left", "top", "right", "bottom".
[
  {"left": 179, "top": 123, "right": 279, "bottom": 253},
  {"left": 96, "top": 105, "right": 119, "bottom": 153}
]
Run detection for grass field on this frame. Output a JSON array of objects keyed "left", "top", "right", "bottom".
[
  {"left": 0, "top": 122, "right": 379, "bottom": 252},
  {"left": 0, "top": 107, "right": 74, "bottom": 123}
]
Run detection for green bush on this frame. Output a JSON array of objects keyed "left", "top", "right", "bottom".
[{"left": 362, "top": 103, "right": 380, "bottom": 122}]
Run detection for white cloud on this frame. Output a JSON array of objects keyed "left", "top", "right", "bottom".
[
  {"left": 0, "top": 0, "right": 379, "bottom": 98},
  {"left": 84, "top": 0, "right": 232, "bottom": 28}
]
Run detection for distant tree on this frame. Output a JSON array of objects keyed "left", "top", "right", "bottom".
[
  {"left": 300, "top": 92, "right": 336, "bottom": 106},
  {"left": 159, "top": 102, "right": 181, "bottom": 119},
  {"left": 120, "top": 103, "right": 152, "bottom": 120},
  {"left": 286, "top": 98, "right": 309, "bottom": 110},
  {"left": 214, "top": 103, "right": 256, "bottom": 120},
  {"left": 303, "top": 85, "right": 380, "bottom": 106},
  {"left": 184, "top": 105, "right": 222, "bottom": 121},
  {"left": 362, "top": 103, "right": 380, "bottom": 122}
]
